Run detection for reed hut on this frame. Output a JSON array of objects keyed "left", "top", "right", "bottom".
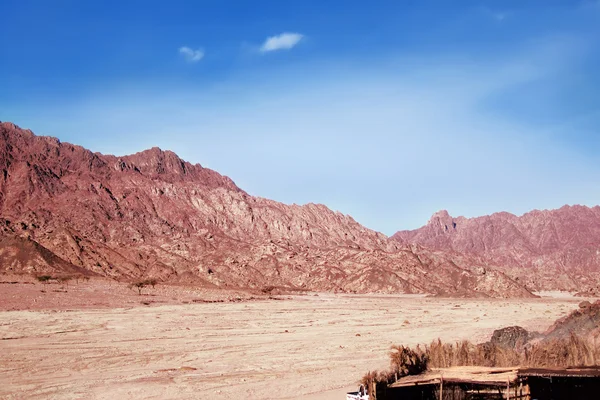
[{"left": 383, "top": 366, "right": 600, "bottom": 399}]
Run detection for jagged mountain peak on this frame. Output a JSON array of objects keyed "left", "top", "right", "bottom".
[
  {"left": 392, "top": 205, "right": 600, "bottom": 293},
  {"left": 0, "top": 120, "right": 588, "bottom": 297}
]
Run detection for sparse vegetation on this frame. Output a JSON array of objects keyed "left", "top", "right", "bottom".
[
  {"left": 144, "top": 278, "right": 157, "bottom": 289},
  {"left": 73, "top": 274, "right": 90, "bottom": 284},
  {"left": 129, "top": 281, "right": 147, "bottom": 295},
  {"left": 36, "top": 275, "right": 54, "bottom": 283},
  {"left": 57, "top": 276, "right": 73, "bottom": 286},
  {"left": 261, "top": 285, "right": 276, "bottom": 294},
  {"left": 389, "top": 345, "right": 428, "bottom": 375},
  {"left": 36, "top": 274, "right": 86, "bottom": 285},
  {"left": 128, "top": 279, "right": 159, "bottom": 295}
]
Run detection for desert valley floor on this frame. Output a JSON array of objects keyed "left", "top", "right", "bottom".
[{"left": 0, "top": 281, "right": 588, "bottom": 400}]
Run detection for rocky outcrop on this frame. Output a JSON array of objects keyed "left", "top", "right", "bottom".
[
  {"left": 490, "top": 326, "right": 532, "bottom": 349},
  {"left": 545, "top": 300, "right": 600, "bottom": 340},
  {"left": 0, "top": 234, "right": 93, "bottom": 277},
  {"left": 392, "top": 208, "right": 600, "bottom": 292}
]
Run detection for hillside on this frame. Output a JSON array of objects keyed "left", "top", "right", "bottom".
[
  {"left": 0, "top": 121, "right": 564, "bottom": 297},
  {"left": 392, "top": 208, "right": 600, "bottom": 293}
]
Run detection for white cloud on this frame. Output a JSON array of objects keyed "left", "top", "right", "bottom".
[
  {"left": 260, "top": 33, "right": 303, "bottom": 53},
  {"left": 179, "top": 46, "right": 204, "bottom": 62}
]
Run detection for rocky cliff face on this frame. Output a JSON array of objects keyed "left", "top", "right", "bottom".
[
  {"left": 0, "top": 121, "right": 544, "bottom": 297},
  {"left": 392, "top": 207, "right": 600, "bottom": 293}
]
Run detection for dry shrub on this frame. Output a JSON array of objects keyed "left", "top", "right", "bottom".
[
  {"left": 362, "top": 370, "right": 394, "bottom": 386},
  {"left": 426, "top": 340, "right": 521, "bottom": 368},
  {"left": 36, "top": 275, "right": 54, "bottom": 283},
  {"left": 389, "top": 345, "right": 428, "bottom": 376},
  {"left": 426, "top": 335, "right": 598, "bottom": 369},
  {"left": 361, "top": 369, "right": 397, "bottom": 398},
  {"left": 128, "top": 279, "right": 158, "bottom": 295},
  {"left": 144, "top": 278, "right": 157, "bottom": 289},
  {"left": 57, "top": 275, "right": 74, "bottom": 286},
  {"left": 524, "top": 333, "right": 598, "bottom": 367},
  {"left": 261, "top": 285, "right": 276, "bottom": 294},
  {"left": 362, "top": 345, "right": 427, "bottom": 388},
  {"left": 129, "top": 281, "right": 146, "bottom": 295}
]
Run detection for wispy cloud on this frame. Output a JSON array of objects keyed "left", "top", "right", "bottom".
[
  {"left": 480, "top": 7, "right": 509, "bottom": 22},
  {"left": 179, "top": 46, "right": 204, "bottom": 62},
  {"left": 493, "top": 12, "right": 507, "bottom": 21},
  {"left": 260, "top": 33, "right": 304, "bottom": 53}
]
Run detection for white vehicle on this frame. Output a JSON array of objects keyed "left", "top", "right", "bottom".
[{"left": 346, "top": 384, "right": 369, "bottom": 400}]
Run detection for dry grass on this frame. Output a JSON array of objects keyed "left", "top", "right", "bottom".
[
  {"left": 524, "top": 334, "right": 599, "bottom": 367},
  {"left": 425, "top": 338, "right": 521, "bottom": 368}
]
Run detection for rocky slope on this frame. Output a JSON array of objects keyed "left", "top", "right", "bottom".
[
  {"left": 0, "top": 121, "right": 545, "bottom": 297},
  {"left": 392, "top": 208, "right": 600, "bottom": 293}
]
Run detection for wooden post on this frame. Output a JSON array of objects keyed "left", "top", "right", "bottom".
[
  {"left": 507, "top": 378, "right": 510, "bottom": 400},
  {"left": 371, "top": 379, "right": 376, "bottom": 400},
  {"left": 440, "top": 377, "right": 443, "bottom": 400},
  {"left": 593, "top": 335, "right": 597, "bottom": 365}
]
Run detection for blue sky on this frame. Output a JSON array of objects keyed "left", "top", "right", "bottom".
[{"left": 1, "top": 0, "right": 599, "bottom": 234}]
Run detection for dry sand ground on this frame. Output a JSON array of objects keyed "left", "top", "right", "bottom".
[{"left": 0, "top": 280, "right": 588, "bottom": 400}]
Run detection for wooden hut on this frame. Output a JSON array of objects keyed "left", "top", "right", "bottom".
[{"left": 382, "top": 366, "right": 600, "bottom": 400}]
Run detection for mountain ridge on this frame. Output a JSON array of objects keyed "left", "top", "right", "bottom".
[
  {"left": 392, "top": 206, "right": 600, "bottom": 293},
  {"left": 1, "top": 120, "right": 595, "bottom": 297}
]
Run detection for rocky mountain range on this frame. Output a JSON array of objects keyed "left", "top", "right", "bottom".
[
  {"left": 0, "top": 121, "right": 597, "bottom": 297},
  {"left": 392, "top": 208, "right": 600, "bottom": 294}
]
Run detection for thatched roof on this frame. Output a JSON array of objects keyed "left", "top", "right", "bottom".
[
  {"left": 388, "top": 366, "right": 600, "bottom": 389},
  {"left": 388, "top": 366, "right": 518, "bottom": 388},
  {"left": 519, "top": 367, "right": 600, "bottom": 378}
]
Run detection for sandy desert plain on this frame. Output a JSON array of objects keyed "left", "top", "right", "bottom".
[{"left": 0, "top": 279, "right": 589, "bottom": 400}]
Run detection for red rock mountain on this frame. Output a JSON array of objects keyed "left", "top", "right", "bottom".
[
  {"left": 0, "top": 121, "right": 578, "bottom": 297},
  {"left": 392, "top": 208, "right": 600, "bottom": 293}
]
